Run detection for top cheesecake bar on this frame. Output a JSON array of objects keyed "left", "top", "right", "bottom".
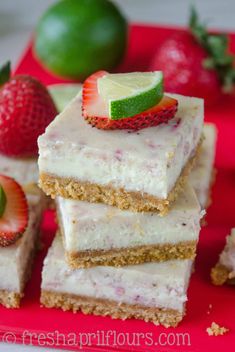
[{"left": 38, "top": 93, "right": 204, "bottom": 214}]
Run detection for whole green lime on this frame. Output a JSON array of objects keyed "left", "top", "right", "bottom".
[{"left": 34, "top": 0, "right": 127, "bottom": 80}]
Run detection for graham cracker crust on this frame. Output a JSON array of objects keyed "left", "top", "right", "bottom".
[
  {"left": 41, "top": 290, "right": 184, "bottom": 327},
  {"left": 211, "top": 263, "right": 235, "bottom": 286},
  {"left": 0, "top": 290, "right": 23, "bottom": 309},
  {"left": 39, "top": 140, "right": 202, "bottom": 215},
  {"left": 66, "top": 240, "right": 197, "bottom": 269}
]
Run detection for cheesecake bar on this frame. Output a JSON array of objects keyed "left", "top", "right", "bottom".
[
  {"left": 211, "top": 229, "right": 235, "bottom": 285},
  {"left": 56, "top": 183, "right": 203, "bottom": 268},
  {"left": 189, "top": 123, "right": 217, "bottom": 208},
  {"left": 0, "top": 154, "right": 39, "bottom": 186},
  {"left": 0, "top": 153, "right": 53, "bottom": 208},
  {"left": 0, "top": 189, "right": 44, "bottom": 308},
  {"left": 38, "top": 93, "right": 204, "bottom": 214},
  {"left": 41, "top": 235, "right": 193, "bottom": 327}
]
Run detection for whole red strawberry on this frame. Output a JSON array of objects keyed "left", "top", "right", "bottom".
[
  {"left": 150, "top": 32, "right": 221, "bottom": 104},
  {"left": 0, "top": 62, "right": 57, "bottom": 156},
  {"left": 150, "top": 8, "right": 235, "bottom": 105}
]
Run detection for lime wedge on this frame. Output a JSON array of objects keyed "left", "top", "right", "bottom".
[
  {"left": 97, "top": 72, "right": 163, "bottom": 120},
  {"left": 48, "top": 83, "right": 82, "bottom": 112},
  {"left": 0, "top": 184, "right": 6, "bottom": 217}
]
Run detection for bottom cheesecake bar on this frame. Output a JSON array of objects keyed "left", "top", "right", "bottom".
[
  {"left": 41, "top": 235, "right": 193, "bottom": 327},
  {"left": 0, "top": 189, "right": 45, "bottom": 308},
  {"left": 211, "top": 228, "right": 235, "bottom": 285}
]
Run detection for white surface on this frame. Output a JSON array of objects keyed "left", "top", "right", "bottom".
[{"left": 0, "top": 0, "right": 234, "bottom": 351}]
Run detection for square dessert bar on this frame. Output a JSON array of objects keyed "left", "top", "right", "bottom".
[
  {"left": 0, "top": 154, "right": 53, "bottom": 209},
  {"left": 211, "top": 228, "right": 235, "bottom": 285},
  {"left": 0, "top": 189, "right": 45, "bottom": 308},
  {"left": 38, "top": 93, "right": 204, "bottom": 214},
  {"left": 56, "top": 183, "right": 203, "bottom": 268},
  {"left": 189, "top": 123, "right": 217, "bottom": 208},
  {"left": 0, "top": 154, "right": 39, "bottom": 186},
  {"left": 41, "top": 235, "right": 193, "bottom": 327}
]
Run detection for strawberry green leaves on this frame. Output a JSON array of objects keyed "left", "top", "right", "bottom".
[
  {"left": 189, "top": 7, "right": 235, "bottom": 92},
  {"left": 0, "top": 61, "right": 11, "bottom": 87}
]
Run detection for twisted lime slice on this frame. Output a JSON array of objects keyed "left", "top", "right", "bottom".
[{"left": 97, "top": 72, "right": 163, "bottom": 120}]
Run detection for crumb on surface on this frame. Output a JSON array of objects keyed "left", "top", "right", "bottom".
[
  {"left": 207, "top": 304, "right": 212, "bottom": 315},
  {"left": 206, "top": 322, "right": 229, "bottom": 336}
]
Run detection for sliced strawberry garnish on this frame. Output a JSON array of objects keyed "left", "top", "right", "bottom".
[
  {"left": 0, "top": 175, "right": 28, "bottom": 247},
  {"left": 84, "top": 95, "right": 178, "bottom": 131},
  {"left": 82, "top": 70, "right": 109, "bottom": 118},
  {"left": 82, "top": 71, "right": 178, "bottom": 131}
]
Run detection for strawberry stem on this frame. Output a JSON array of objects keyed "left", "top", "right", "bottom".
[
  {"left": 0, "top": 61, "right": 11, "bottom": 87},
  {"left": 0, "top": 185, "right": 7, "bottom": 217},
  {"left": 189, "top": 7, "right": 235, "bottom": 92}
]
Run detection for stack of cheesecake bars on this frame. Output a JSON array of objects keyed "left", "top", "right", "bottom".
[{"left": 38, "top": 93, "right": 216, "bottom": 327}]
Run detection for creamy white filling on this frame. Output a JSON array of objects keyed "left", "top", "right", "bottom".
[
  {"left": 0, "top": 194, "right": 43, "bottom": 293},
  {"left": 42, "top": 236, "right": 193, "bottom": 312},
  {"left": 189, "top": 123, "right": 217, "bottom": 207},
  {"left": 219, "top": 229, "right": 235, "bottom": 275},
  {"left": 0, "top": 154, "right": 39, "bottom": 185},
  {"left": 57, "top": 183, "right": 203, "bottom": 252},
  {"left": 38, "top": 93, "right": 204, "bottom": 199}
]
